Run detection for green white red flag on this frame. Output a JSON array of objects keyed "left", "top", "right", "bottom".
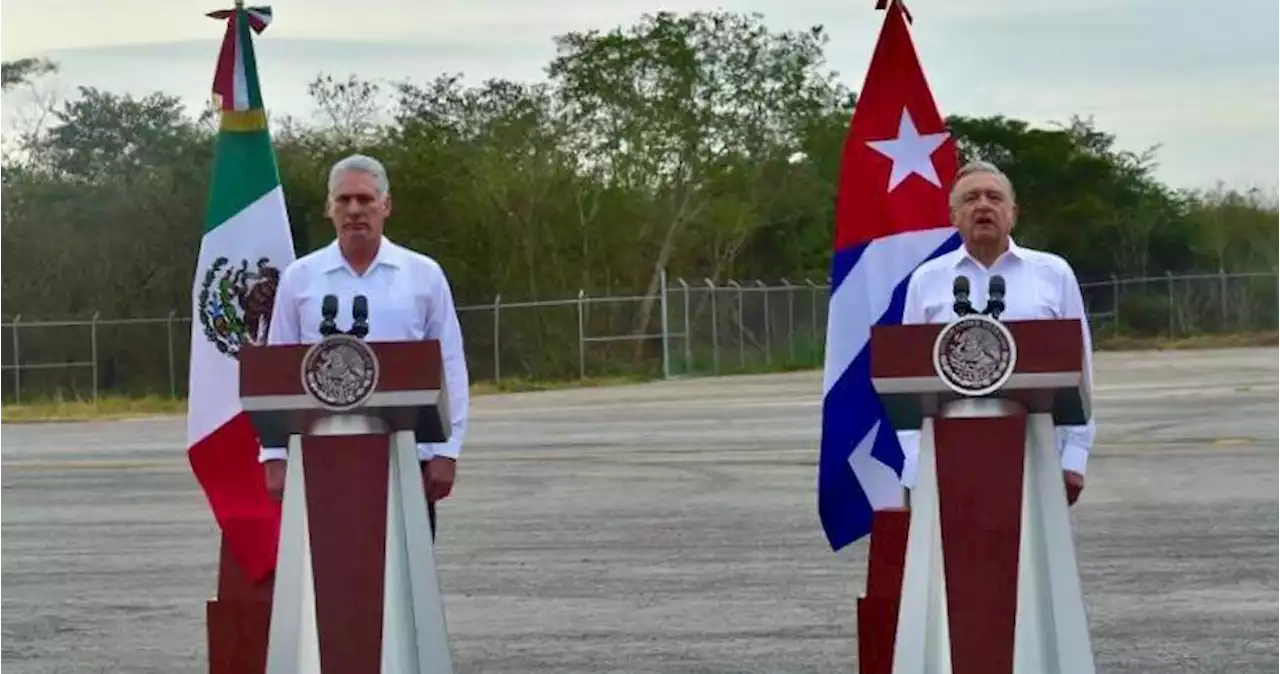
[{"left": 186, "top": 2, "right": 294, "bottom": 583}]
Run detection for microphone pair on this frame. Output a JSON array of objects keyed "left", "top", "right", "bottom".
[
  {"left": 319, "top": 294, "right": 370, "bottom": 338},
  {"left": 952, "top": 275, "right": 1005, "bottom": 319}
]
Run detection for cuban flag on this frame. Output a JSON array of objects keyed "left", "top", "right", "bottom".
[{"left": 817, "top": 0, "right": 961, "bottom": 556}]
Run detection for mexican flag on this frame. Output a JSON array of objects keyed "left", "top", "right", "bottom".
[{"left": 186, "top": 3, "right": 294, "bottom": 584}]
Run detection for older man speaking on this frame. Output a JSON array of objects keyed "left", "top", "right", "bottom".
[{"left": 897, "top": 159, "right": 1096, "bottom": 505}]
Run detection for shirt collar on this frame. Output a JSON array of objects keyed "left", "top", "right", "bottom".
[
  {"left": 953, "top": 236, "right": 1025, "bottom": 270},
  {"left": 321, "top": 235, "right": 401, "bottom": 275}
]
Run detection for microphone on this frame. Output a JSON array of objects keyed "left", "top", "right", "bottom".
[
  {"left": 349, "top": 294, "right": 369, "bottom": 339},
  {"left": 952, "top": 276, "right": 974, "bottom": 316},
  {"left": 319, "top": 294, "right": 339, "bottom": 336},
  {"left": 984, "top": 275, "right": 1006, "bottom": 320}
]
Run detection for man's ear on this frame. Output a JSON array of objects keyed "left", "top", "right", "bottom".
[{"left": 383, "top": 193, "right": 393, "bottom": 218}]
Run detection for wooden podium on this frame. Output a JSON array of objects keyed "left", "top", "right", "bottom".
[
  {"left": 225, "top": 334, "right": 456, "bottom": 674},
  {"left": 857, "top": 315, "right": 1097, "bottom": 674}
]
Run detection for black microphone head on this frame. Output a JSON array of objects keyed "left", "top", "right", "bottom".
[
  {"left": 952, "top": 275, "right": 974, "bottom": 316},
  {"left": 319, "top": 294, "right": 339, "bottom": 336},
  {"left": 984, "top": 274, "right": 1007, "bottom": 319},
  {"left": 348, "top": 294, "right": 370, "bottom": 339}
]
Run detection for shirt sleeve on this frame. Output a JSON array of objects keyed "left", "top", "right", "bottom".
[
  {"left": 421, "top": 265, "right": 470, "bottom": 460},
  {"left": 895, "top": 268, "right": 927, "bottom": 487},
  {"left": 266, "top": 265, "right": 302, "bottom": 347},
  {"left": 1055, "top": 260, "right": 1096, "bottom": 475},
  {"left": 257, "top": 265, "right": 301, "bottom": 463},
  {"left": 901, "top": 268, "right": 927, "bottom": 325}
]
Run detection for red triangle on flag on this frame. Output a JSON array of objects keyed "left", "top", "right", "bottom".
[{"left": 833, "top": 0, "right": 958, "bottom": 251}]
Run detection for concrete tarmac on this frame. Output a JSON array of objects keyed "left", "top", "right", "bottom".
[{"left": 2, "top": 347, "right": 1277, "bottom": 673}]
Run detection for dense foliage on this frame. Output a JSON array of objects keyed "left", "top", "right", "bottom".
[{"left": 1, "top": 11, "right": 1275, "bottom": 397}]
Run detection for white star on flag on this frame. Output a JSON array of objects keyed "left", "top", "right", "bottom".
[{"left": 866, "top": 108, "right": 951, "bottom": 191}]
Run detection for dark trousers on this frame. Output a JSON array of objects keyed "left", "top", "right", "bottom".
[{"left": 419, "top": 461, "right": 437, "bottom": 540}]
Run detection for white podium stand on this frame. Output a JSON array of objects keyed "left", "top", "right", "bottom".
[
  {"left": 239, "top": 336, "right": 456, "bottom": 674},
  {"left": 859, "top": 316, "right": 1098, "bottom": 674}
]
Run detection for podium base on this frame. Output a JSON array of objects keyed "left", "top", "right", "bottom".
[
  {"left": 204, "top": 455, "right": 448, "bottom": 674},
  {"left": 873, "top": 410, "right": 1096, "bottom": 674},
  {"left": 266, "top": 426, "right": 454, "bottom": 674}
]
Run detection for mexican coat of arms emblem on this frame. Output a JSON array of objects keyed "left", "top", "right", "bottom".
[
  {"left": 931, "top": 314, "right": 1018, "bottom": 397},
  {"left": 198, "top": 256, "right": 281, "bottom": 357},
  {"left": 300, "top": 334, "right": 380, "bottom": 411}
]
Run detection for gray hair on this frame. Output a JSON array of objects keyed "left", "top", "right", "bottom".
[
  {"left": 328, "top": 154, "right": 390, "bottom": 196},
  {"left": 949, "top": 159, "right": 1015, "bottom": 210}
]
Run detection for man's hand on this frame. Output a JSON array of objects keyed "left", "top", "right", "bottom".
[
  {"left": 1064, "top": 470, "right": 1085, "bottom": 506},
  {"left": 264, "top": 459, "right": 286, "bottom": 501},
  {"left": 423, "top": 457, "right": 457, "bottom": 503}
]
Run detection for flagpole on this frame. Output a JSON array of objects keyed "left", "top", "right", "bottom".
[{"left": 876, "top": 0, "right": 913, "bottom": 23}]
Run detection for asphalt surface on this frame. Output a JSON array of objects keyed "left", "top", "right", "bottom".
[{"left": 2, "top": 347, "right": 1277, "bottom": 673}]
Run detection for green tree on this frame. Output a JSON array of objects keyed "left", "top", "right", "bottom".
[
  {"left": 945, "top": 114, "right": 1193, "bottom": 280},
  {"left": 1, "top": 57, "right": 57, "bottom": 91},
  {"left": 1, "top": 10, "right": 1275, "bottom": 398},
  {"left": 546, "top": 10, "right": 850, "bottom": 333}
]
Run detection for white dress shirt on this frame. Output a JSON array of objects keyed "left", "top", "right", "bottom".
[
  {"left": 260, "top": 236, "right": 470, "bottom": 462},
  {"left": 896, "top": 238, "right": 1096, "bottom": 488}
]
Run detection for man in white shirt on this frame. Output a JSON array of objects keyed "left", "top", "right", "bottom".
[
  {"left": 897, "top": 159, "right": 1095, "bottom": 505},
  {"left": 262, "top": 154, "right": 470, "bottom": 533}
]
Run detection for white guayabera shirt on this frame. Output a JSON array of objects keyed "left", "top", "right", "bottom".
[
  {"left": 896, "top": 238, "right": 1096, "bottom": 489},
  {"left": 260, "top": 235, "right": 470, "bottom": 462}
]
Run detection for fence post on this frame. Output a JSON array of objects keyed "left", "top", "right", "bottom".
[
  {"left": 660, "top": 268, "right": 671, "bottom": 379},
  {"left": 577, "top": 289, "right": 586, "bottom": 379},
  {"left": 729, "top": 280, "right": 744, "bottom": 368},
  {"left": 782, "top": 278, "right": 795, "bottom": 362},
  {"left": 755, "top": 280, "right": 770, "bottom": 366},
  {"left": 1269, "top": 266, "right": 1280, "bottom": 329},
  {"left": 1218, "top": 267, "right": 1228, "bottom": 330},
  {"left": 167, "top": 310, "right": 177, "bottom": 398},
  {"left": 12, "top": 314, "right": 20, "bottom": 403},
  {"left": 1110, "top": 274, "right": 1120, "bottom": 335},
  {"left": 1164, "top": 272, "right": 1174, "bottom": 337},
  {"left": 492, "top": 294, "right": 501, "bottom": 383},
  {"left": 91, "top": 312, "right": 100, "bottom": 403},
  {"left": 678, "top": 278, "right": 691, "bottom": 374},
  {"left": 705, "top": 278, "right": 719, "bottom": 374},
  {"left": 806, "top": 279, "right": 818, "bottom": 345}
]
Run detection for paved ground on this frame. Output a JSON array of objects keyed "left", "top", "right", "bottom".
[{"left": 2, "top": 347, "right": 1277, "bottom": 673}]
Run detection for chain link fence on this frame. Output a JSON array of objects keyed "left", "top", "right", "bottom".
[{"left": 2, "top": 270, "right": 1275, "bottom": 404}]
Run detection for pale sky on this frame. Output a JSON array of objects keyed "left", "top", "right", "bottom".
[{"left": 2, "top": 0, "right": 1277, "bottom": 193}]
